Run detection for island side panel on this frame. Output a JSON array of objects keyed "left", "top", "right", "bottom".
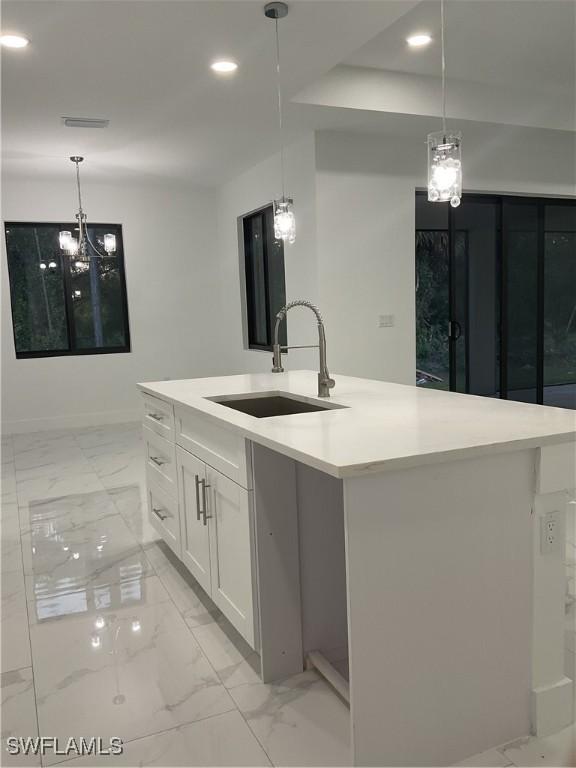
[
  {"left": 343, "top": 450, "right": 534, "bottom": 767},
  {"left": 252, "top": 443, "right": 304, "bottom": 683},
  {"left": 296, "top": 464, "right": 348, "bottom": 660}
]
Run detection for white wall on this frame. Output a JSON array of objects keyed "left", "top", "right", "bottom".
[
  {"left": 215, "top": 133, "right": 320, "bottom": 374},
  {"left": 1, "top": 178, "right": 220, "bottom": 432},
  {"left": 315, "top": 124, "right": 576, "bottom": 383}
]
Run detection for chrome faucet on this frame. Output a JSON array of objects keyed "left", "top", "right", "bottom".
[{"left": 271, "top": 300, "right": 335, "bottom": 397}]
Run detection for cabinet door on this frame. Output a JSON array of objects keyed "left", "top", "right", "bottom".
[
  {"left": 176, "top": 446, "right": 212, "bottom": 595},
  {"left": 206, "top": 465, "right": 257, "bottom": 648}
]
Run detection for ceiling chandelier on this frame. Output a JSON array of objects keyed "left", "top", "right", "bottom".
[
  {"left": 59, "top": 156, "right": 117, "bottom": 269},
  {"left": 264, "top": 1, "right": 295, "bottom": 244},
  {"left": 427, "top": 0, "right": 462, "bottom": 207}
]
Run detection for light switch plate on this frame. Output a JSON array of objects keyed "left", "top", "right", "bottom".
[{"left": 378, "top": 314, "right": 395, "bottom": 328}]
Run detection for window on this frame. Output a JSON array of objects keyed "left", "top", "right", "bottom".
[
  {"left": 242, "top": 205, "right": 287, "bottom": 351},
  {"left": 4, "top": 222, "right": 130, "bottom": 358}
]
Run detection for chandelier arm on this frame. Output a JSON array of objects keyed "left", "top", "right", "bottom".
[{"left": 85, "top": 230, "right": 108, "bottom": 259}]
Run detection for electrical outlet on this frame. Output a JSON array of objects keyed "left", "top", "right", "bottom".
[{"left": 540, "top": 511, "right": 562, "bottom": 555}]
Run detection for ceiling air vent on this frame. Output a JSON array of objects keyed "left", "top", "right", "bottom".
[{"left": 62, "top": 117, "right": 109, "bottom": 129}]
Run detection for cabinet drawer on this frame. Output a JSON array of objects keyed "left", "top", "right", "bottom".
[
  {"left": 143, "top": 426, "right": 177, "bottom": 496},
  {"left": 175, "top": 407, "right": 252, "bottom": 489},
  {"left": 142, "top": 394, "right": 175, "bottom": 441},
  {"left": 147, "top": 478, "right": 180, "bottom": 557}
]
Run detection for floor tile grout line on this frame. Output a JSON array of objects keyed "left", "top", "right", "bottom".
[
  {"left": 228, "top": 695, "right": 276, "bottom": 767},
  {"left": 43, "top": 703, "right": 242, "bottom": 767}
]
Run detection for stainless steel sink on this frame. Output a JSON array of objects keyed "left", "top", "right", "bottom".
[{"left": 206, "top": 392, "right": 346, "bottom": 418}]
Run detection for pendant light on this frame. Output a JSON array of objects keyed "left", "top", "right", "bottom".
[
  {"left": 427, "top": 0, "right": 462, "bottom": 207},
  {"left": 59, "top": 156, "right": 117, "bottom": 268},
  {"left": 264, "top": 1, "right": 295, "bottom": 244}
]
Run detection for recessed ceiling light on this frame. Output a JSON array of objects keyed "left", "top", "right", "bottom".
[
  {"left": 1, "top": 34, "right": 30, "bottom": 49},
  {"left": 406, "top": 34, "right": 432, "bottom": 48},
  {"left": 211, "top": 60, "right": 238, "bottom": 74}
]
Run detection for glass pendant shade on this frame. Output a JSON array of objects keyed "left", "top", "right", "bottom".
[
  {"left": 67, "top": 237, "right": 79, "bottom": 256},
  {"left": 273, "top": 198, "right": 296, "bottom": 244},
  {"left": 427, "top": 130, "right": 462, "bottom": 207},
  {"left": 103, "top": 233, "right": 117, "bottom": 254},
  {"left": 59, "top": 230, "right": 72, "bottom": 250}
]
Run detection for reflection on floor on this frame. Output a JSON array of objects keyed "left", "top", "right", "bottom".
[{"left": 1, "top": 424, "right": 574, "bottom": 766}]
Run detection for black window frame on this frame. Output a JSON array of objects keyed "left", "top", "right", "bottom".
[
  {"left": 4, "top": 221, "right": 131, "bottom": 359},
  {"left": 241, "top": 204, "right": 287, "bottom": 352}
]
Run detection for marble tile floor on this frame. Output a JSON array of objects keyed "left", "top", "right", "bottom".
[{"left": 1, "top": 425, "right": 575, "bottom": 767}]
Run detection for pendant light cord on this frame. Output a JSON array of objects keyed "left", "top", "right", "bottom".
[
  {"left": 441, "top": 0, "right": 447, "bottom": 136},
  {"left": 274, "top": 16, "right": 286, "bottom": 200}
]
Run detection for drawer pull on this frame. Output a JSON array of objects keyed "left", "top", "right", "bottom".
[
  {"left": 148, "top": 412, "right": 165, "bottom": 422},
  {"left": 152, "top": 506, "right": 168, "bottom": 521},
  {"left": 150, "top": 455, "right": 167, "bottom": 467},
  {"left": 195, "top": 474, "right": 203, "bottom": 521},
  {"left": 201, "top": 479, "right": 212, "bottom": 526}
]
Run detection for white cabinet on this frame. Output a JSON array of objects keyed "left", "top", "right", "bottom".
[
  {"left": 206, "top": 465, "right": 257, "bottom": 647},
  {"left": 176, "top": 446, "right": 257, "bottom": 648},
  {"left": 143, "top": 393, "right": 258, "bottom": 650},
  {"left": 177, "top": 447, "right": 212, "bottom": 595}
]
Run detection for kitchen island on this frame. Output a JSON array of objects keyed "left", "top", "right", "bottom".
[{"left": 138, "top": 370, "right": 576, "bottom": 766}]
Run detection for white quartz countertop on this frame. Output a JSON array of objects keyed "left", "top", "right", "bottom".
[{"left": 138, "top": 371, "right": 576, "bottom": 478}]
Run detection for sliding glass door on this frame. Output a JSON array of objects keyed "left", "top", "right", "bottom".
[
  {"left": 416, "top": 193, "right": 576, "bottom": 409},
  {"left": 543, "top": 203, "right": 576, "bottom": 408}
]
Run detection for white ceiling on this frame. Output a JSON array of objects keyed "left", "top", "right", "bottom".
[
  {"left": 1, "top": 0, "right": 416, "bottom": 184},
  {"left": 2, "top": 0, "right": 574, "bottom": 186},
  {"left": 344, "top": 0, "right": 576, "bottom": 90}
]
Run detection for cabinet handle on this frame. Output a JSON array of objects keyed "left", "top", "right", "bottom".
[
  {"left": 152, "top": 506, "right": 168, "bottom": 521},
  {"left": 150, "top": 455, "right": 167, "bottom": 467},
  {"left": 194, "top": 474, "right": 203, "bottom": 521},
  {"left": 148, "top": 412, "right": 164, "bottom": 422},
  {"left": 201, "top": 479, "right": 212, "bottom": 526}
]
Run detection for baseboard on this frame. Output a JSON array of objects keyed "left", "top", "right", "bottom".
[
  {"left": 2, "top": 408, "right": 141, "bottom": 434},
  {"left": 531, "top": 676, "right": 574, "bottom": 737}
]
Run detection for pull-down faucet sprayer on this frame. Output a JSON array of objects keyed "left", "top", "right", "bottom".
[{"left": 271, "top": 300, "right": 335, "bottom": 398}]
